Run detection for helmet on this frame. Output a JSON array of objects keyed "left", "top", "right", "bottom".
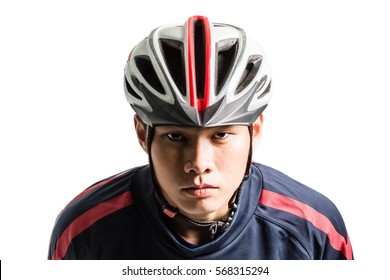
[{"left": 124, "top": 15, "right": 272, "bottom": 127}]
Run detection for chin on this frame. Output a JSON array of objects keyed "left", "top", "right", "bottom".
[{"left": 183, "top": 206, "right": 222, "bottom": 221}]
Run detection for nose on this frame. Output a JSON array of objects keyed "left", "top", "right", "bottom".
[{"left": 184, "top": 138, "right": 214, "bottom": 175}]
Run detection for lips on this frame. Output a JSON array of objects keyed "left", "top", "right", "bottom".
[{"left": 182, "top": 184, "right": 218, "bottom": 198}]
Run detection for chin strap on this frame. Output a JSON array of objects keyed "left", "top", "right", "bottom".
[
  {"left": 243, "top": 124, "right": 253, "bottom": 181},
  {"left": 154, "top": 185, "right": 240, "bottom": 240}
]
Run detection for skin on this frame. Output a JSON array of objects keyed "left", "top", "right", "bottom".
[{"left": 134, "top": 115, "right": 263, "bottom": 243}]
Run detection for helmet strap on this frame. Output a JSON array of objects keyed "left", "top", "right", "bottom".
[
  {"left": 243, "top": 124, "right": 253, "bottom": 180},
  {"left": 154, "top": 180, "right": 241, "bottom": 241}
]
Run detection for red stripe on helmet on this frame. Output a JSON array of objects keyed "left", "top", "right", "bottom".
[{"left": 187, "top": 16, "right": 211, "bottom": 112}]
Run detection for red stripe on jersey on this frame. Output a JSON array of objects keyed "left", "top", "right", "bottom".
[
  {"left": 187, "top": 16, "right": 211, "bottom": 112},
  {"left": 55, "top": 170, "right": 130, "bottom": 222},
  {"left": 68, "top": 170, "right": 129, "bottom": 205},
  {"left": 50, "top": 191, "right": 133, "bottom": 260},
  {"left": 259, "top": 189, "right": 353, "bottom": 260}
]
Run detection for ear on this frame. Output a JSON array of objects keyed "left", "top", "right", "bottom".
[
  {"left": 134, "top": 115, "right": 148, "bottom": 153},
  {"left": 252, "top": 114, "right": 264, "bottom": 151}
]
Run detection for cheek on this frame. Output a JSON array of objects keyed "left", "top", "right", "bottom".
[
  {"left": 152, "top": 148, "right": 165, "bottom": 170},
  {"left": 217, "top": 138, "right": 250, "bottom": 176},
  {"left": 151, "top": 143, "right": 181, "bottom": 181}
]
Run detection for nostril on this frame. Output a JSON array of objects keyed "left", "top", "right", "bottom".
[{"left": 184, "top": 159, "right": 211, "bottom": 175}]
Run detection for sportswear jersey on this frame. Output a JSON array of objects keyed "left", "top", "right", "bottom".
[{"left": 48, "top": 163, "right": 353, "bottom": 260}]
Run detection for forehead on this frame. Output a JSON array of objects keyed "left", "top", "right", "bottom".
[{"left": 155, "top": 125, "right": 248, "bottom": 133}]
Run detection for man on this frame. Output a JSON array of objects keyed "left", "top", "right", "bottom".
[{"left": 48, "top": 16, "right": 353, "bottom": 260}]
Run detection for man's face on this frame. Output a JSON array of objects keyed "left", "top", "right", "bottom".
[{"left": 150, "top": 124, "right": 251, "bottom": 221}]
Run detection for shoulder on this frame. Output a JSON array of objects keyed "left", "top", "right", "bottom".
[
  {"left": 251, "top": 162, "right": 353, "bottom": 260},
  {"left": 252, "top": 162, "right": 339, "bottom": 216},
  {"left": 48, "top": 166, "right": 147, "bottom": 260}
]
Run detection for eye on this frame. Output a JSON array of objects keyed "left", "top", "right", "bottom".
[
  {"left": 166, "top": 133, "right": 185, "bottom": 141},
  {"left": 213, "top": 132, "right": 230, "bottom": 140}
]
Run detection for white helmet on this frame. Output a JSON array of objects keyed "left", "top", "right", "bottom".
[{"left": 124, "top": 15, "right": 272, "bottom": 127}]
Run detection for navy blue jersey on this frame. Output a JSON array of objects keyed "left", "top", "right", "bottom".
[{"left": 48, "top": 163, "right": 353, "bottom": 260}]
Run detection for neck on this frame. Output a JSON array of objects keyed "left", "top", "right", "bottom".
[{"left": 168, "top": 216, "right": 216, "bottom": 245}]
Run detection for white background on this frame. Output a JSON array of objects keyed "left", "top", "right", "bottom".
[{"left": 1, "top": 0, "right": 389, "bottom": 278}]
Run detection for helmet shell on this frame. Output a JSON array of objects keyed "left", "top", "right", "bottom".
[{"left": 124, "top": 15, "right": 272, "bottom": 127}]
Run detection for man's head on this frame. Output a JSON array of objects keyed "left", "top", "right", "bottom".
[{"left": 124, "top": 16, "right": 271, "bottom": 222}]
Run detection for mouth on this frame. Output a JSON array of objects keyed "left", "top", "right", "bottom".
[{"left": 181, "top": 184, "right": 219, "bottom": 198}]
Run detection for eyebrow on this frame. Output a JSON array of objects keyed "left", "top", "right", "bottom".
[{"left": 156, "top": 125, "right": 237, "bottom": 132}]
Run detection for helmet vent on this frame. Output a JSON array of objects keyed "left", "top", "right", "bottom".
[
  {"left": 193, "top": 19, "right": 207, "bottom": 99},
  {"left": 134, "top": 55, "right": 165, "bottom": 95},
  {"left": 159, "top": 39, "right": 186, "bottom": 96},
  {"left": 216, "top": 39, "right": 238, "bottom": 95},
  {"left": 235, "top": 55, "right": 262, "bottom": 94},
  {"left": 257, "top": 79, "right": 271, "bottom": 99},
  {"left": 125, "top": 76, "right": 142, "bottom": 100}
]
